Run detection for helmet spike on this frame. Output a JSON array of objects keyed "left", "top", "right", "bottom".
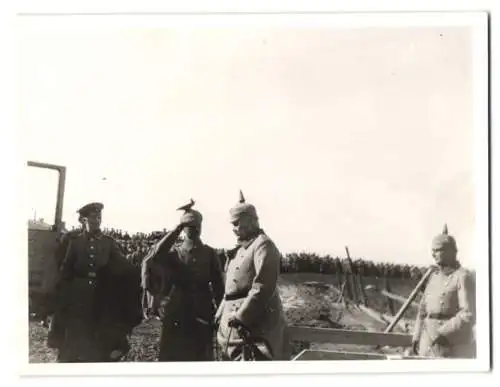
[{"left": 239, "top": 190, "right": 246, "bottom": 203}]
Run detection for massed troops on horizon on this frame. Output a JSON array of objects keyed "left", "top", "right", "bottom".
[{"left": 43, "top": 192, "right": 476, "bottom": 362}]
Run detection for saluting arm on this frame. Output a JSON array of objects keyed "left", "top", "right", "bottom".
[
  {"left": 140, "top": 225, "right": 184, "bottom": 287},
  {"left": 154, "top": 225, "right": 185, "bottom": 258},
  {"left": 235, "top": 239, "right": 280, "bottom": 327}
]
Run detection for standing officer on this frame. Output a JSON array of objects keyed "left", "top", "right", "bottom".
[
  {"left": 47, "top": 202, "right": 143, "bottom": 362},
  {"left": 410, "top": 224, "right": 476, "bottom": 358},
  {"left": 215, "top": 191, "right": 290, "bottom": 361},
  {"left": 141, "top": 200, "right": 224, "bottom": 361}
]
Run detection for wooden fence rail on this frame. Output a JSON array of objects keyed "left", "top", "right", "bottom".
[{"left": 287, "top": 326, "right": 412, "bottom": 347}]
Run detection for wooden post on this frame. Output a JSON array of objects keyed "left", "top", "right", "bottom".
[
  {"left": 384, "top": 266, "right": 434, "bottom": 333},
  {"left": 345, "top": 272, "right": 353, "bottom": 301},
  {"left": 358, "top": 267, "right": 368, "bottom": 307},
  {"left": 337, "top": 281, "right": 349, "bottom": 308},
  {"left": 345, "top": 246, "right": 359, "bottom": 303},
  {"left": 352, "top": 275, "right": 360, "bottom": 304},
  {"left": 335, "top": 266, "right": 343, "bottom": 289},
  {"left": 385, "top": 276, "right": 395, "bottom": 315}
]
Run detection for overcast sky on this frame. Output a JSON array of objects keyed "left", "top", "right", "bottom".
[{"left": 19, "top": 19, "right": 480, "bottom": 267}]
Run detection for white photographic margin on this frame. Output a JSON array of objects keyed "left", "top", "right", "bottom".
[{"left": 10, "top": 9, "right": 491, "bottom": 378}]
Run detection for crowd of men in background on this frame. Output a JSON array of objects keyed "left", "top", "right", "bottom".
[
  {"left": 101, "top": 228, "right": 166, "bottom": 267},
  {"left": 77, "top": 228, "right": 428, "bottom": 281}
]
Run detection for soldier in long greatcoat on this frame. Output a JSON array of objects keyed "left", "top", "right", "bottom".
[
  {"left": 410, "top": 225, "right": 476, "bottom": 358},
  {"left": 216, "top": 191, "right": 290, "bottom": 361},
  {"left": 141, "top": 201, "right": 224, "bottom": 361},
  {"left": 47, "top": 202, "right": 143, "bottom": 362}
]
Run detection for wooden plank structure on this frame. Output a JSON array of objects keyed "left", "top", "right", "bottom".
[
  {"left": 286, "top": 258, "right": 435, "bottom": 361},
  {"left": 286, "top": 248, "right": 436, "bottom": 361},
  {"left": 293, "top": 349, "right": 429, "bottom": 361},
  {"left": 287, "top": 326, "right": 412, "bottom": 347},
  {"left": 287, "top": 326, "right": 431, "bottom": 361}
]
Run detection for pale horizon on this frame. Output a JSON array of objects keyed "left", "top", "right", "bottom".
[{"left": 20, "top": 19, "right": 482, "bottom": 267}]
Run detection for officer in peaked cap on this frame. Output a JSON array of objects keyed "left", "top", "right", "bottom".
[
  {"left": 141, "top": 198, "right": 224, "bottom": 361},
  {"left": 215, "top": 190, "right": 290, "bottom": 361},
  {"left": 78, "top": 202, "right": 104, "bottom": 214},
  {"left": 410, "top": 224, "right": 476, "bottom": 358},
  {"left": 47, "top": 201, "right": 143, "bottom": 362}
]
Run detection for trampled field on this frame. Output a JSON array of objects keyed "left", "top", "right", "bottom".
[{"left": 29, "top": 273, "right": 420, "bottom": 363}]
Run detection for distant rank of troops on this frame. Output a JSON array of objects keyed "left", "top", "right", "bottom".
[{"left": 44, "top": 190, "right": 476, "bottom": 362}]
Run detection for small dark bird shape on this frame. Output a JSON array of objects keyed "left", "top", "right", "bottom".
[
  {"left": 239, "top": 190, "right": 245, "bottom": 203},
  {"left": 177, "top": 198, "right": 195, "bottom": 212},
  {"left": 442, "top": 223, "right": 448, "bottom": 235}
]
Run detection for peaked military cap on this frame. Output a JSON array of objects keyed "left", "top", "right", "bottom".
[
  {"left": 229, "top": 190, "right": 258, "bottom": 221},
  {"left": 77, "top": 202, "right": 104, "bottom": 217}
]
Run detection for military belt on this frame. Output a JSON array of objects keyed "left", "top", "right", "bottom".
[
  {"left": 224, "top": 290, "right": 250, "bottom": 301},
  {"left": 425, "top": 313, "right": 454, "bottom": 320}
]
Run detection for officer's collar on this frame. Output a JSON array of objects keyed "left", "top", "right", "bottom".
[
  {"left": 238, "top": 229, "right": 265, "bottom": 249},
  {"left": 85, "top": 229, "right": 103, "bottom": 239},
  {"left": 438, "top": 261, "right": 460, "bottom": 275}
]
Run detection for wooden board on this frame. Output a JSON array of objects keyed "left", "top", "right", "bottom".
[
  {"left": 292, "top": 349, "right": 430, "bottom": 361},
  {"left": 287, "top": 326, "right": 412, "bottom": 347}
]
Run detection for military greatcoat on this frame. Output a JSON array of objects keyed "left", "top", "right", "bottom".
[
  {"left": 142, "top": 233, "right": 224, "bottom": 362},
  {"left": 48, "top": 229, "right": 142, "bottom": 362},
  {"left": 216, "top": 231, "right": 290, "bottom": 361},
  {"left": 412, "top": 264, "right": 476, "bottom": 358}
]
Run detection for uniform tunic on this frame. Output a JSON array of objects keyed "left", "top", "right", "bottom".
[
  {"left": 49, "top": 230, "right": 142, "bottom": 362},
  {"left": 412, "top": 264, "right": 476, "bottom": 358},
  {"left": 216, "top": 231, "right": 290, "bottom": 361},
  {"left": 142, "top": 235, "right": 224, "bottom": 362}
]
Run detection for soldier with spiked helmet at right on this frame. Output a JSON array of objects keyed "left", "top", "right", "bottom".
[{"left": 410, "top": 224, "right": 476, "bottom": 358}]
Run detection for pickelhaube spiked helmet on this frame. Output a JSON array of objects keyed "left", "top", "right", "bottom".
[
  {"left": 229, "top": 190, "right": 258, "bottom": 221},
  {"left": 177, "top": 198, "right": 203, "bottom": 225},
  {"left": 431, "top": 223, "right": 458, "bottom": 252}
]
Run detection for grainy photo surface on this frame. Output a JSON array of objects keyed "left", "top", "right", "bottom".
[{"left": 17, "top": 12, "right": 489, "bottom": 374}]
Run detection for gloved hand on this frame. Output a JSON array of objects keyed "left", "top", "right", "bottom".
[
  {"left": 227, "top": 315, "right": 244, "bottom": 329},
  {"left": 228, "top": 315, "right": 251, "bottom": 340},
  {"left": 432, "top": 335, "right": 449, "bottom": 347}
]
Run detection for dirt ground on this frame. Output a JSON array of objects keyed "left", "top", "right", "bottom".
[{"left": 29, "top": 273, "right": 416, "bottom": 363}]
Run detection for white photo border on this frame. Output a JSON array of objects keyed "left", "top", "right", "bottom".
[{"left": 11, "top": 10, "right": 491, "bottom": 377}]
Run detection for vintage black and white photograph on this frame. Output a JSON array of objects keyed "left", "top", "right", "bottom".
[{"left": 16, "top": 10, "right": 489, "bottom": 375}]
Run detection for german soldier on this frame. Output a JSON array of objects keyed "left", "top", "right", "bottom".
[
  {"left": 215, "top": 191, "right": 290, "bottom": 361},
  {"left": 47, "top": 202, "right": 143, "bottom": 362},
  {"left": 410, "top": 224, "right": 476, "bottom": 358},
  {"left": 141, "top": 200, "right": 224, "bottom": 361}
]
